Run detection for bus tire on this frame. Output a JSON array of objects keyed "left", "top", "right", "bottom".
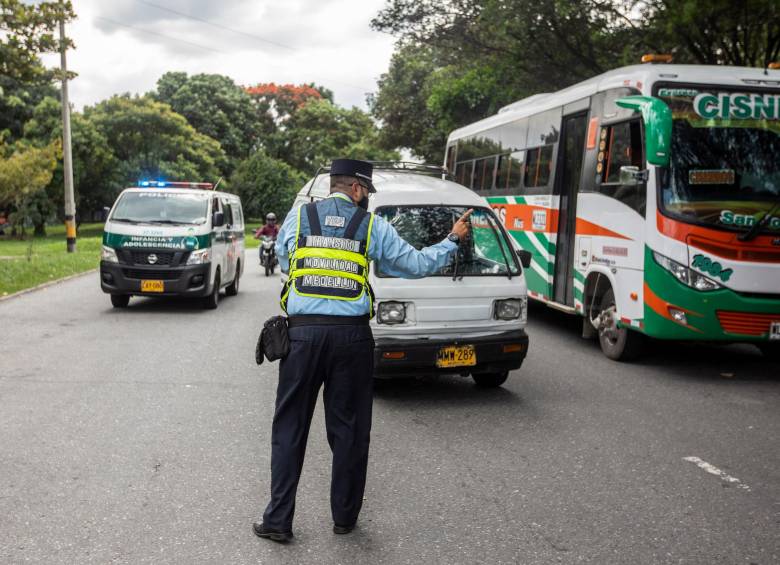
[
  {"left": 596, "top": 288, "right": 644, "bottom": 361},
  {"left": 757, "top": 343, "right": 780, "bottom": 362},
  {"left": 225, "top": 262, "right": 240, "bottom": 296},
  {"left": 472, "top": 371, "right": 509, "bottom": 387},
  {"left": 111, "top": 294, "right": 130, "bottom": 308},
  {"left": 204, "top": 270, "right": 220, "bottom": 310}
]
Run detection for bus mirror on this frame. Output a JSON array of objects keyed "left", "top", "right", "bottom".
[
  {"left": 516, "top": 249, "right": 532, "bottom": 268},
  {"left": 615, "top": 95, "right": 672, "bottom": 168},
  {"left": 619, "top": 166, "right": 649, "bottom": 185},
  {"left": 212, "top": 211, "right": 225, "bottom": 227}
]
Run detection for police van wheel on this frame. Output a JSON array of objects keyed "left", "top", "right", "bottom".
[
  {"left": 111, "top": 294, "right": 130, "bottom": 308},
  {"left": 204, "top": 271, "right": 220, "bottom": 310},
  {"left": 758, "top": 343, "right": 780, "bottom": 362},
  {"left": 225, "top": 262, "right": 240, "bottom": 296},
  {"left": 472, "top": 371, "right": 509, "bottom": 387},
  {"left": 596, "top": 288, "right": 644, "bottom": 361}
]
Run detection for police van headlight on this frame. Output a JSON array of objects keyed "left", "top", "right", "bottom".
[
  {"left": 378, "top": 302, "right": 406, "bottom": 324},
  {"left": 186, "top": 248, "right": 210, "bottom": 265},
  {"left": 495, "top": 298, "right": 524, "bottom": 320},
  {"left": 101, "top": 245, "right": 118, "bottom": 263},
  {"left": 652, "top": 252, "right": 721, "bottom": 291}
]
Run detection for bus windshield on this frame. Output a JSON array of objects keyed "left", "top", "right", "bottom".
[
  {"left": 111, "top": 191, "right": 209, "bottom": 225},
  {"left": 375, "top": 206, "right": 520, "bottom": 277},
  {"left": 656, "top": 85, "right": 780, "bottom": 235}
]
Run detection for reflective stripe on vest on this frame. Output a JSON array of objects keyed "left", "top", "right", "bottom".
[{"left": 281, "top": 201, "right": 375, "bottom": 311}]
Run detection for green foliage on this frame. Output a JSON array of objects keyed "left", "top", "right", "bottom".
[
  {"left": 0, "top": 76, "right": 58, "bottom": 142},
  {"left": 0, "top": 140, "right": 58, "bottom": 232},
  {"left": 153, "top": 72, "right": 273, "bottom": 165},
  {"left": 0, "top": 0, "right": 74, "bottom": 83},
  {"left": 229, "top": 150, "right": 306, "bottom": 221},
  {"left": 85, "top": 95, "right": 227, "bottom": 188},
  {"left": 277, "top": 98, "right": 399, "bottom": 175}
]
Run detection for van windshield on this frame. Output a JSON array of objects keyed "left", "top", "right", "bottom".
[
  {"left": 111, "top": 192, "right": 209, "bottom": 225},
  {"left": 375, "top": 206, "right": 520, "bottom": 277}
]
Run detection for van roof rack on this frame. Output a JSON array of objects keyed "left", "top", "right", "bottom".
[{"left": 313, "top": 161, "right": 447, "bottom": 178}]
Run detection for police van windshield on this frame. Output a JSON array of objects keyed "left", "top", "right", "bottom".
[
  {"left": 656, "top": 85, "right": 780, "bottom": 234},
  {"left": 111, "top": 191, "right": 209, "bottom": 225},
  {"left": 375, "top": 206, "right": 520, "bottom": 277}
]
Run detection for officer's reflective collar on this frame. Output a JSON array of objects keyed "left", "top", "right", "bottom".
[{"left": 328, "top": 192, "right": 353, "bottom": 204}]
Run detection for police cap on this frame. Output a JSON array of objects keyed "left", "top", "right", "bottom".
[{"left": 330, "top": 158, "right": 376, "bottom": 193}]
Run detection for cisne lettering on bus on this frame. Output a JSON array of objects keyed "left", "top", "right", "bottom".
[
  {"left": 720, "top": 210, "right": 780, "bottom": 230},
  {"left": 693, "top": 92, "right": 780, "bottom": 120}
]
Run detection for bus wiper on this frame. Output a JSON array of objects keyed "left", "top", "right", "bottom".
[{"left": 738, "top": 200, "right": 780, "bottom": 242}]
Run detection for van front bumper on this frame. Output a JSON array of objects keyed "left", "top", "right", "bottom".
[
  {"left": 100, "top": 261, "right": 212, "bottom": 297},
  {"left": 373, "top": 329, "right": 529, "bottom": 378}
]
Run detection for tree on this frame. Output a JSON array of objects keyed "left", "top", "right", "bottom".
[
  {"left": 85, "top": 95, "right": 227, "bottom": 189},
  {"left": 277, "top": 98, "right": 399, "bottom": 175},
  {"left": 0, "top": 0, "right": 75, "bottom": 83},
  {"left": 153, "top": 72, "right": 273, "bottom": 165},
  {"left": 245, "top": 82, "right": 333, "bottom": 125},
  {"left": 0, "top": 141, "right": 58, "bottom": 234},
  {"left": 0, "top": 76, "right": 58, "bottom": 142},
  {"left": 230, "top": 150, "right": 306, "bottom": 222}
]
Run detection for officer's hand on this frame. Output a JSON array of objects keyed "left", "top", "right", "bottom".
[{"left": 451, "top": 209, "right": 473, "bottom": 241}]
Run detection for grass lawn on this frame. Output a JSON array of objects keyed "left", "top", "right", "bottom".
[
  {"left": 0, "top": 223, "right": 103, "bottom": 297},
  {"left": 0, "top": 220, "right": 267, "bottom": 296}
]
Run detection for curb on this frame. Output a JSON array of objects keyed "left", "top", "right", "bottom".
[{"left": 0, "top": 268, "right": 98, "bottom": 303}]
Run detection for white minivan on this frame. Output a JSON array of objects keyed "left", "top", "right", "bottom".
[
  {"left": 294, "top": 164, "right": 530, "bottom": 387},
  {"left": 100, "top": 181, "right": 245, "bottom": 309}
]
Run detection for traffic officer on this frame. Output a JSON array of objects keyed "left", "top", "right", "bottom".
[{"left": 253, "top": 159, "right": 472, "bottom": 542}]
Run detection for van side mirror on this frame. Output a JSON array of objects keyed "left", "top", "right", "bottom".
[
  {"left": 212, "top": 211, "right": 225, "bottom": 227},
  {"left": 102, "top": 206, "right": 111, "bottom": 220},
  {"left": 516, "top": 249, "right": 532, "bottom": 269},
  {"left": 618, "top": 165, "right": 649, "bottom": 185},
  {"left": 615, "top": 95, "right": 672, "bottom": 167}
]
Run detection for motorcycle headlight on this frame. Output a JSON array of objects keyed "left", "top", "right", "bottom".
[
  {"left": 378, "top": 301, "right": 406, "bottom": 324},
  {"left": 653, "top": 252, "right": 720, "bottom": 291},
  {"left": 495, "top": 298, "right": 523, "bottom": 320},
  {"left": 101, "top": 245, "right": 118, "bottom": 263},
  {"left": 186, "top": 248, "right": 211, "bottom": 265}
]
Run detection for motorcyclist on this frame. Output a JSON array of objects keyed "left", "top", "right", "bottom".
[{"left": 254, "top": 213, "right": 279, "bottom": 240}]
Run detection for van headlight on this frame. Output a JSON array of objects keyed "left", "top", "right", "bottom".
[
  {"left": 652, "top": 251, "right": 720, "bottom": 291},
  {"left": 186, "top": 248, "right": 210, "bottom": 265},
  {"left": 101, "top": 245, "right": 118, "bottom": 263},
  {"left": 495, "top": 298, "right": 525, "bottom": 320},
  {"left": 378, "top": 301, "right": 405, "bottom": 324}
]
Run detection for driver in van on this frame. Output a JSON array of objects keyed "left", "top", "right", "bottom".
[
  {"left": 254, "top": 212, "right": 279, "bottom": 239},
  {"left": 253, "top": 159, "right": 472, "bottom": 542}
]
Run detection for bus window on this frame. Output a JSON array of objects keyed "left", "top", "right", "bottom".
[
  {"left": 455, "top": 161, "right": 473, "bottom": 187},
  {"left": 496, "top": 151, "right": 524, "bottom": 191},
  {"left": 524, "top": 146, "right": 554, "bottom": 189},
  {"left": 599, "top": 120, "right": 643, "bottom": 183},
  {"left": 527, "top": 107, "right": 561, "bottom": 146},
  {"left": 445, "top": 144, "right": 457, "bottom": 174},
  {"left": 473, "top": 156, "right": 496, "bottom": 191}
]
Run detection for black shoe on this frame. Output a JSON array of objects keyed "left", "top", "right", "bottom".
[
  {"left": 333, "top": 523, "right": 356, "bottom": 535},
  {"left": 252, "top": 522, "right": 293, "bottom": 542}
]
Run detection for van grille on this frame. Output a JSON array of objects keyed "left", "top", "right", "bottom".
[
  {"left": 716, "top": 310, "right": 780, "bottom": 336},
  {"left": 130, "top": 251, "right": 175, "bottom": 265},
  {"left": 122, "top": 269, "right": 181, "bottom": 281}
]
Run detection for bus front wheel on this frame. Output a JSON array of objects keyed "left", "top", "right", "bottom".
[
  {"left": 593, "top": 288, "right": 644, "bottom": 361},
  {"left": 757, "top": 343, "right": 780, "bottom": 362}
]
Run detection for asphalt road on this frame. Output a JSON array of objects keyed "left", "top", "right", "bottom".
[{"left": 1, "top": 261, "right": 778, "bottom": 565}]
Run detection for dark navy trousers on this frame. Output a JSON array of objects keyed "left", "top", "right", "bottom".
[{"left": 262, "top": 322, "right": 374, "bottom": 531}]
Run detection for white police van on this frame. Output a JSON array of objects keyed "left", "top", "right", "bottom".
[
  {"left": 294, "top": 163, "right": 530, "bottom": 387},
  {"left": 100, "top": 181, "right": 245, "bottom": 309}
]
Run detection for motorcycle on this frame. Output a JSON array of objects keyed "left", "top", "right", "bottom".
[{"left": 259, "top": 236, "right": 277, "bottom": 276}]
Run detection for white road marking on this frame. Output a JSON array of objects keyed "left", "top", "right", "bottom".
[{"left": 683, "top": 456, "right": 750, "bottom": 490}]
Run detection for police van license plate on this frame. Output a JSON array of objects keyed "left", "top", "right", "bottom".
[
  {"left": 436, "top": 345, "right": 477, "bottom": 368},
  {"left": 771, "top": 321, "right": 780, "bottom": 340},
  {"left": 141, "top": 280, "right": 164, "bottom": 293}
]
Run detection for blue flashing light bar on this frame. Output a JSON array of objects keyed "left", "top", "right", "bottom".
[{"left": 137, "top": 180, "right": 214, "bottom": 190}]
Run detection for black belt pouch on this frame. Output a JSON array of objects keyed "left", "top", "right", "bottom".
[{"left": 255, "top": 316, "right": 290, "bottom": 365}]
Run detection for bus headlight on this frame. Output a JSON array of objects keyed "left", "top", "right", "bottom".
[
  {"left": 653, "top": 252, "right": 721, "bottom": 291},
  {"left": 186, "top": 248, "right": 210, "bottom": 265},
  {"left": 495, "top": 298, "right": 524, "bottom": 320},
  {"left": 101, "top": 246, "right": 118, "bottom": 263},
  {"left": 378, "top": 301, "right": 406, "bottom": 324}
]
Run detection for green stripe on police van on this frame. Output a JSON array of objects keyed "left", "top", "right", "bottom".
[{"left": 103, "top": 232, "right": 211, "bottom": 250}]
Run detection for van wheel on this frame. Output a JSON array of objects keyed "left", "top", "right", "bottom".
[
  {"left": 204, "top": 270, "right": 220, "bottom": 310},
  {"left": 472, "top": 371, "right": 509, "bottom": 387},
  {"left": 758, "top": 343, "right": 780, "bottom": 362},
  {"left": 594, "top": 288, "right": 643, "bottom": 361},
  {"left": 225, "top": 262, "right": 240, "bottom": 296},
  {"left": 111, "top": 294, "right": 130, "bottom": 308}
]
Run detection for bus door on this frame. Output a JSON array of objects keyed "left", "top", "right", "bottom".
[{"left": 552, "top": 111, "right": 588, "bottom": 306}]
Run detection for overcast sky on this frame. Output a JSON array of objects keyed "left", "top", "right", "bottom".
[{"left": 40, "top": 0, "right": 397, "bottom": 111}]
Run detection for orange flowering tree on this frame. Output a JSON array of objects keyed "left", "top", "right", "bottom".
[{"left": 245, "top": 82, "right": 334, "bottom": 125}]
